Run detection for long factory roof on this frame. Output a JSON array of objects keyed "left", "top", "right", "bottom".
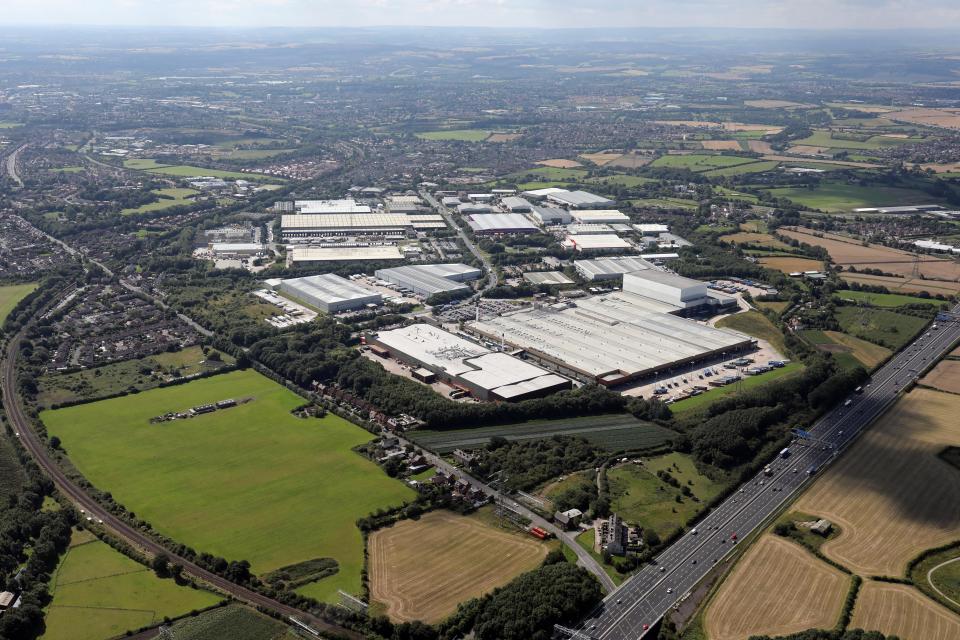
[{"left": 280, "top": 273, "right": 381, "bottom": 305}]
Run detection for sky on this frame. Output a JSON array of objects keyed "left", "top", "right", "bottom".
[{"left": 2, "top": 0, "right": 960, "bottom": 30}]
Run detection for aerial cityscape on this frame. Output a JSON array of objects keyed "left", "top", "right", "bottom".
[{"left": 1, "top": 4, "right": 959, "bottom": 640}]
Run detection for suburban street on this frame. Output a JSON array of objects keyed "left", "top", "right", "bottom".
[{"left": 572, "top": 305, "right": 960, "bottom": 640}]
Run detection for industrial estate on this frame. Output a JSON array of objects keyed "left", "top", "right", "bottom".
[{"left": 0, "top": 16, "right": 959, "bottom": 640}]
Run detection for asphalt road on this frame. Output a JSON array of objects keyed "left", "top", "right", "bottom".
[
  {"left": 4, "top": 143, "right": 26, "bottom": 186},
  {"left": 1, "top": 330, "right": 361, "bottom": 640},
  {"left": 573, "top": 305, "right": 960, "bottom": 640}
]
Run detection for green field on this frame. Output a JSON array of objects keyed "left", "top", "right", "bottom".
[
  {"left": 801, "top": 329, "right": 892, "bottom": 370},
  {"left": 146, "top": 165, "right": 274, "bottom": 180},
  {"left": 517, "top": 166, "right": 588, "bottom": 180},
  {"left": 650, "top": 154, "right": 756, "bottom": 172},
  {"left": 163, "top": 604, "right": 295, "bottom": 640},
  {"left": 48, "top": 166, "right": 84, "bottom": 174},
  {"left": 586, "top": 174, "right": 656, "bottom": 188},
  {"left": 220, "top": 148, "right": 293, "bottom": 159},
  {"left": 409, "top": 414, "right": 678, "bottom": 454},
  {"left": 765, "top": 183, "right": 942, "bottom": 212},
  {"left": 37, "top": 346, "right": 233, "bottom": 408},
  {"left": 42, "top": 530, "right": 220, "bottom": 640},
  {"left": 0, "top": 282, "right": 37, "bottom": 325},
  {"left": 835, "top": 306, "right": 929, "bottom": 350},
  {"left": 793, "top": 129, "right": 913, "bottom": 151},
  {"left": 909, "top": 545, "right": 960, "bottom": 614},
  {"left": 713, "top": 187, "right": 761, "bottom": 203},
  {"left": 630, "top": 197, "right": 698, "bottom": 210},
  {"left": 607, "top": 453, "right": 726, "bottom": 538},
  {"left": 575, "top": 529, "right": 624, "bottom": 585},
  {"left": 416, "top": 129, "right": 491, "bottom": 141},
  {"left": 121, "top": 187, "right": 200, "bottom": 215},
  {"left": 122, "top": 158, "right": 171, "bottom": 170},
  {"left": 42, "top": 370, "right": 414, "bottom": 602},
  {"left": 703, "top": 160, "right": 780, "bottom": 177},
  {"left": 833, "top": 290, "right": 945, "bottom": 308},
  {"left": 0, "top": 121, "right": 22, "bottom": 128},
  {"left": 716, "top": 310, "right": 788, "bottom": 355},
  {"left": 669, "top": 363, "right": 804, "bottom": 414}
]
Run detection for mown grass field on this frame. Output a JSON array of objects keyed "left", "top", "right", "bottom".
[
  {"left": 415, "top": 129, "right": 490, "bottom": 141},
  {"left": 42, "top": 370, "right": 414, "bottom": 603},
  {"left": 649, "top": 154, "right": 756, "bottom": 172},
  {"left": 629, "top": 197, "right": 698, "bottom": 210},
  {"left": 835, "top": 305, "right": 928, "bottom": 351},
  {"left": 702, "top": 160, "right": 780, "bottom": 177},
  {"left": 607, "top": 453, "right": 726, "bottom": 539},
  {"left": 408, "top": 414, "right": 678, "bottom": 454},
  {"left": 802, "top": 329, "right": 892, "bottom": 370},
  {"left": 793, "top": 129, "right": 914, "bottom": 151},
  {"left": 0, "top": 282, "right": 37, "bottom": 325},
  {"left": 766, "top": 183, "right": 942, "bottom": 212},
  {"left": 716, "top": 310, "right": 788, "bottom": 355},
  {"left": 122, "top": 158, "right": 171, "bottom": 170},
  {"left": 146, "top": 165, "right": 274, "bottom": 180},
  {"left": 37, "top": 345, "right": 233, "bottom": 408},
  {"left": 163, "top": 604, "right": 295, "bottom": 640},
  {"left": 834, "top": 290, "right": 945, "bottom": 308},
  {"left": 42, "top": 530, "right": 220, "bottom": 640},
  {"left": 669, "top": 363, "right": 804, "bottom": 414},
  {"left": 121, "top": 187, "right": 200, "bottom": 215}
]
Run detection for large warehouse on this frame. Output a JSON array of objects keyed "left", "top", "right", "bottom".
[
  {"left": 368, "top": 324, "right": 571, "bottom": 401},
  {"left": 281, "top": 214, "right": 412, "bottom": 240},
  {"left": 295, "top": 199, "right": 372, "bottom": 214},
  {"left": 622, "top": 270, "right": 713, "bottom": 309},
  {"left": 277, "top": 273, "right": 382, "bottom": 313},
  {"left": 285, "top": 245, "right": 405, "bottom": 266},
  {"left": 466, "top": 291, "right": 752, "bottom": 386},
  {"left": 375, "top": 263, "right": 482, "bottom": 297},
  {"left": 570, "top": 210, "right": 631, "bottom": 224},
  {"left": 467, "top": 213, "right": 539, "bottom": 235},
  {"left": 574, "top": 256, "right": 655, "bottom": 281},
  {"left": 564, "top": 234, "right": 633, "bottom": 253},
  {"left": 546, "top": 190, "right": 615, "bottom": 209}
]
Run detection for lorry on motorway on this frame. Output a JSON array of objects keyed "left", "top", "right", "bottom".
[
  {"left": 763, "top": 465, "right": 773, "bottom": 476},
  {"left": 779, "top": 447, "right": 791, "bottom": 459}
]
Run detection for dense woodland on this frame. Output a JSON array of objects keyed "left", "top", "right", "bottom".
[{"left": 472, "top": 436, "right": 605, "bottom": 491}]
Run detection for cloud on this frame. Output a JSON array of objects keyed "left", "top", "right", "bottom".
[{"left": 1, "top": 0, "right": 960, "bottom": 29}]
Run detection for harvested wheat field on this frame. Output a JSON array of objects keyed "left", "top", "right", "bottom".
[
  {"left": 705, "top": 534, "right": 848, "bottom": 640},
  {"left": 788, "top": 145, "right": 832, "bottom": 156},
  {"left": 721, "top": 232, "right": 790, "bottom": 249},
  {"left": 368, "top": 509, "right": 548, "bottom": 623},
  {"left": 580, "top": 152, "right": 622, "bottom": 166},
  {"left": 780, "top": 227, "right": 960, "bottom": 282},
  {"left": 889, "top": 107, "right": 960, "bottom": 130},
  {"left": 608, "top": 153, "right": 652, "bottom": 169},
  {"left": 851, "top": 581, "right": 960, "bottom": 640},
  {"left": 795, "top": 388, "right": 960, "bottom": 576},
  {"left": 759, "top": 256, "right": 825, "bottom": 273},
  {"left": 841, "top": 273, "right": 960, "bottom": 296},
  {"left": 487, "top": 132, "right": 522, "bottom": 143},
  {"left": 747, "top": 140, "right": 774, "bottom": 154},
  {"left": 922, "top": 360, "right": 960, "bottom": 394},
  {"left": 701, "top": 140, "right": 742, "bottom": 151},
  {"left": 654, "top": 120, "right": 782, "bottom": 133},
  {"left": 537, "top": 158, "right": 582, "bottom": 168}
]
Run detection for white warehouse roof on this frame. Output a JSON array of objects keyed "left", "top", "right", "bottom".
[
  {"left": 571, "top": 210, "right": 630, "bottom": 224},
  {"left": 295, "top": 199, "right": 371, "bottom": 214},
  {"left": 375, "top": 263, "right": 481, "bottom": 296},
  {"left": 287, "top": 245, "right": 405, "bottom": 263},
  {"left": 279, "top": 274, "right": 382, "bottom": 313},
  {"left": 565, "top": 234, "right": 633, "bottom": 252},
  {"left": 547, "top": 190, "right": 615, "bottom": 209},
  {"left": 574, "top": 256, "right": 655, "bottom": 280},
  {"left": 468, "top": 213, "right": 539, "bottom": 233}
]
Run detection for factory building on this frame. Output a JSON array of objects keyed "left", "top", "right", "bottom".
[
  {"left": 566, "top": 223, "right": 615, "bottom": 235},
  {"left": 441, "top": 196, "right": 463, "bottom": 207},
  {"left": 285, "top": 245, "right": 406, "bottom": 266},
  {"left": 209, "top": 243, "right": 265, "bottom": 258},
  {"left": 374, "top": 263, "right": 482, "bottom": 297},
  {"left": 634, "top": 223, "right": 670, "bottom": 234},
  {"left": 546, "top": 190, "right": 616, "bottom": 209},
  {"left": 467, "top": 213, "right": 539, "bottom": 235},
  {"left": 564, "top": 234, "right": 633, "bottom": 253},
  {"left": 530, "top": 205, "right": 573, "bottom": 225},
  {"left": 457, "top": 203, "right": 494, "bottom": 215},
  {"left": 574, "top": 256, "right": 656, "bottom": 281},
  {"left": 570, "top": 209, "right": 631, "bottom": 224},
  {"left": 277, "top": 274, "right": 382, "bottom": 313},
  {"left": 501, "top": 196, "right": 534, "bottom": 213},
  {"left": 622, "top": 270, "right": 714, "bottom": 309},
  {"left": 295, "top": 199, "right": 372, "bottom": 214},
  {"left": 466, "top": 291, "right": 752, "bottom": 387},
  {"left": 280, "top": 214, "right": 412, "bottom": 241},
  {"left": 368, "top": 324, "right": 571, "bottom": 401},
  {"left": 524, "top": 271, "right": 574, "bottom": 285}
]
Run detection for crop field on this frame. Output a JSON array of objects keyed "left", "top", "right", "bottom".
[
  {"left": 536, "top": 158, "right": 583, "bottom": 168},
  {"left": 0, "top": 282, "right": 37, "bottom": 324},
  {"left": 415, "top": 129, "right": 490, "bottom": 141},
  {"left": 768, "top": 184, "right": 940, "bottom": 212},
  {"left": 368, "top": 509, "right": 549, "bottom": 623},
  {"left": 851, "top": 581, "right": 960, "bottom": 640},
  {"left": 580, "top": 152, "right": 624, "bottom": 166},
  {"left": 793, "top": 129, "right": 912, "bottom": 151},
  {"left": 42, "top": 370, "right": 414, "bottom": 603},
  {"left": 834, "top": 290, "right": 945, "bottom": 308},
  {"left": 700, "top": 140, "right": 742, "bottom": 151},
  {"left": 163, "top": 604, "right": 294, "bottom": 640},
  {"left": 758, "top": 256, "right": 825, "bottom": 274},
  {"left": 37, "top": 345, "right": 233, "bottom": 408},
  {"left": 921, "top": 360, "right": 960, "bottom": 394},
  {"left": 702, "top": 160, "right": 780, "bottom": 177},
  {"left": 888, "top": 107, "right": 960, "bottom": 130},
  {"left": 649, "top": 153, "right": 756, "bottom": 172},
  {"left": 835, "top": 306, "right": 927, "bottom": 351},
  {"left": 607, "top": 455, "right": 726, "bottom": 539},
  {"left": 780, "top": 227, "right": 960, "bottom": 282},
  {"left": 121, "top": 187, "right": 200, "bottom": 215},
  {"left": 704, "top": 534, "right": 849, "bottom": 640},
  {"left": 795, "top": 388, "right": 960, "bottom": 577},
  {"left": 841, "top": 273, "right": 960, "bottom": 296},
  {"left": 408, "top": 414, "right": 678, "bottom": 454},
  {"left": 719, "top": 232, "right": 790, "bottom": 249},
  {"left": 802, "top": 330, "right": 891, "bottom": 370},
  {"left": 145, "top": 164, "right": 274, "bottom": 180},
  {"left": 42, "top": 530, "right": 220, "bottom": 640}
]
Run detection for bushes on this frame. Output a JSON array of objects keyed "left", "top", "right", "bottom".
[
  {"left": 836, "top": 575, "right": 863, "bottom": 632},
  {"left": 471, "top": 436, "right": 604, "bottom": 492}
]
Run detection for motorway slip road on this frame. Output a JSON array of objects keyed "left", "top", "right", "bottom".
[{"left": 574, "top": 305, "right": 960, "bottom": 640}]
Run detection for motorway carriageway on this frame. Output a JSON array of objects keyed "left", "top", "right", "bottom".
[{"left": 573, "top": 304, "right": 960, "bottom": 640}]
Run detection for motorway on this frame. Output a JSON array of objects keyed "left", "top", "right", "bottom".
[
  {"left": 572, "top": 304, "right": 960, "bottom": 640},
  {"left": 1, "top": 324, "right": 360, "bottom": 640},
  {"left": 5, "top": 142, "right": 26, "bottom": 186}
]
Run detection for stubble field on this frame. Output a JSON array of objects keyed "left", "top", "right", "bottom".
[
  {"left": 367, "top": 510, "right": 549, "bottom": 623},
  {"left": 851, "top": 581, "right": 960, "bottom": 640},
  {"left": 704, "top": 534, "right": 849, "bottom": 640},
  {"left": 921, "top": 359, "right": 960, "bottom": 394}
]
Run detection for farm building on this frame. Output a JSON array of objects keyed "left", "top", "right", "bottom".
[
  {"left": 467, "top": 213, "right": 539, "bottom": 235},
  {"left": 367, "top": 324, "right": 571, "bottom": 401},
  {"left": 277, "top": 274, "right": 382, "bottom": 313},
  {"left": 374, "top": 263, "right": 482, "bottom": 297},
  {"left": 524, "top": 271, "right": 574, "bottom": 285},
  {"left": 564, "top": 234, "right": 633, "bottom": 253},
  {"left": 500, "top": 196, "right": 534, "bottom": 213},
  {"left": 285, "top": 245, "right": 405, "bottom": 266},
  {"left": 574, "top": 256, "right": 655, "bottom": 281},
  {"left": 529, "top": 205, "right": 573, "bottom": 225},
  {"left": 570, "top": 209, "right": 631, "bottom": 224},
  {"left": 466, "top": 290, "right": 752, "bottom": 386},
  {"left": 546, "top": 190, "right": 615, "bottom": 209}
]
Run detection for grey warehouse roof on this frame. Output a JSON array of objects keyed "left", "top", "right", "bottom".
[
  {"left": 280, "top": 274, "right": 382, "bottom": 306},
  {"left": 375, "top": 263, "right": 481, "bottom": 296},
  {"left": 574, "top": 256, "right": 656, "bottom": 279},
  {"left": 547, "top": 190, "right": 615, "bottom": 208}
]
